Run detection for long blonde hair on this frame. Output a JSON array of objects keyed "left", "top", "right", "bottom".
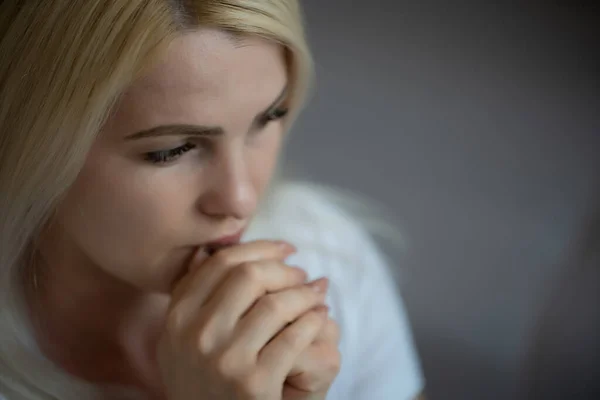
[{"left": 0, "top": 1, "right": 312, "bottom": 398}]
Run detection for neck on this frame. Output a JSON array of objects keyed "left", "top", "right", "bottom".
[{"left": 27, "top": 250, "right": 169, "bottom": 398}]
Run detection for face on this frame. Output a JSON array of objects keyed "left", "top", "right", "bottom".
[{"left": 43, "top": 30, "right": 289, "bottom": 293}]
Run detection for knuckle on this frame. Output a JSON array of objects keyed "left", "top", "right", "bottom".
[
  {"left": 214, "top": 351, "right": 237, "bottom": 377},
  {"left": 281, "top": 327, "right": 304, "bottom": 348},
  {"left": 211, "top": 249, "right": 233, "bottom": 266},
  {"left": 304, "top": 285, "right": 324, "bottom": 301},
  {"left": 261, "top": 294, "right": 284, "bottom": 316},
  {"left": 309, "top": 308, "right": 327, "bottom": 323},
  {"left": 237, "top": 261, "right": 262, "bottom": 282},
  {"left": 189, "top": 312, "right": 218, "bottom": 354},
  {"left": 216, "top": 348, "right": 252, "bottom": 378},
  {"left": 326, "top": 319, "right": 341, "bottom": 341},
  {"left": 290, "top": 368, "right": 328, "bottom": 392},
  {"left": 305, "top": 311, "right": 328, "bottom": 335},
  {"left": 195, "top": 327, "right": 213, "bottom": 355},
  {"left": 301, "top": 377, "right": 323, "bottom": 392},
  {"left": 238, "top": 370, "right": 268, "bottom": 397},
  {"left": 165, "top": 306, "right": 186, "bottom": 334}
]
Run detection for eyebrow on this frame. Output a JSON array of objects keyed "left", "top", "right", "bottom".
[{"left": 124, "top": 84, "right": 289, "bottom": 141}]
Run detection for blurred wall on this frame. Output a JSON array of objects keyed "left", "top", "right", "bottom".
[{"left": 284, "top": 2, "right": 599, "bottom": 399}]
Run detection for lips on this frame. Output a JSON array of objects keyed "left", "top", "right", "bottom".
[{"left": 204, "top": 229, "right": 245, "bottom": 255}]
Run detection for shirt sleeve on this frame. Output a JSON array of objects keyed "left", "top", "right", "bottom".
[
  {"left": 247, "top": 182, "right": 425, "bottom": 400},
  {"left": 328, "top": 235, "right": 424, "bottom": 400}
]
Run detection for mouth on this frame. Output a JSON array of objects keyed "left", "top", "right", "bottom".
[
  {"left": 171, "top": 228, "right": 246, "bottom": 289},
  {"left": 204, "top": 229, "right": 245, "bottom": 255}
]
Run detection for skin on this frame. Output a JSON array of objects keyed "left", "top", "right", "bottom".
[{"left": 33, "top": 29, "right": 340, "bottom": 399}]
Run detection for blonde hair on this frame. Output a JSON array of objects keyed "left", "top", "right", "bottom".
[{"left": 0, "top": 1, "right": 312, "bottom": 398}]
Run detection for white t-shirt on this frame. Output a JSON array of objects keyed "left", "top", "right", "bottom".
[{"left": 246, "top": 183, "right": 425, "bottom": 400}]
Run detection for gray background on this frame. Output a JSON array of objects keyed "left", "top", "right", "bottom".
[{"left": 284, "top": 2, "right": 599, "bottom": 399}]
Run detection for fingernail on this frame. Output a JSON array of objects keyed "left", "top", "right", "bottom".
[
  {"left": 188, "top": 247, "right": 210, "bottom": 273},
  {"left": 307, "top": 277, "right": 329, "bottom": 293},
  {"left": 196, "top": 247, "right": 211, "bottom": 260}
]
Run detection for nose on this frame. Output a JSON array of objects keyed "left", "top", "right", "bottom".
[{"left": 197, "top": 150, "right": 258, "bottom": 221}]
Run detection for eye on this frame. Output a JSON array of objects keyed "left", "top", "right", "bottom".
[
  {"left": 144, "top": 142, "right": 196, "bottom": 165},
  {"left": 258, "top": 107, "right": 289, "bottom": 126}
]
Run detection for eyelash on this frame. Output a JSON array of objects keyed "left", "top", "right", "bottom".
[
  {"left": 144, "top": 107, "right": 289, "bottom": 165},
  {"left": 144, "top": 142, "right": 197, "bottom": 164},
  {"left": 259, "top": 107, "right": 289, "bottom": 125}
]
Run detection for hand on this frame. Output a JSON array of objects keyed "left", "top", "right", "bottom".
[
  {"left": 157, "top": 240, "right": 332, "bottom": 400},
  {"left": 284, "top": 297, "right": 341, "bottom": 400}
]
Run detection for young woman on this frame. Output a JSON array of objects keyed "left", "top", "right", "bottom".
[{"left": 0, "top": 1, "right": 424, "bottom": 399}]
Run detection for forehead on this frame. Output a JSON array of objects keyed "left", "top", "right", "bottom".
[
  {"left": 130, "top": 29, "right": 287, "bottom": 101},
  {"left": 105, "top": 29, "right": 288, "bottom": 136}
]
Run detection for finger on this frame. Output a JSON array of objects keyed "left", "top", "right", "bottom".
[
  {"left": 315, "top": 318, "right": 340, "bottom": 345},
  {"left": 169, "top": 248, "right": 210, "bottom": 296},
  {"left": 229, "top": 278, "right": 329, "bottom": 356},
  {"left": 259, "top": 305, "right": 329, "bottom": 381},
  {"left": 207, "top": 260, "right": 308, "bottom": 320},
  {"left": 171, "top": 240, "right": 296, "bottom": 306},
  {"left": 192, "top": 239, "right": 296, "bottom": 275},
  {"left": 285, "top": 341, "right": 341, "bottom": 393},
  {"left": 187, "top": 261, "right": 309, "bottom": 348},
  {"left": 256, "top": 306, "right": 329, "bottom": 382}
]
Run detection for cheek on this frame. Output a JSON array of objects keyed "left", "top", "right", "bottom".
[
  {"left": 248, "top": 128, "right": 284, "bottom": 190},
  {"left": 59, "top": 153, "right": 197, "bottom": 280}
]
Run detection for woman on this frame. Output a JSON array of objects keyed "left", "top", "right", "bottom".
[{"left": 0, "top": 1, "right": 424, "bottom": 399}]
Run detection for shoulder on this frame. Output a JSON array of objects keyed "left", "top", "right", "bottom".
[
  {"left": 247, "top": 182, "right": 425, "bottom": 399},
  {"left": 247, "top": 181, "right": 384, "bottom": 282}
]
